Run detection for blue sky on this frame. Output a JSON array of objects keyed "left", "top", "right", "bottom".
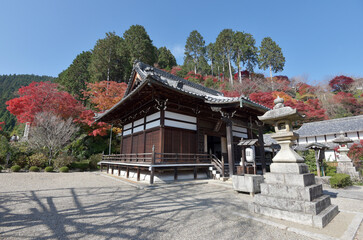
[{"left": 0, "top": 0, "right": 362, "bottom": 84}]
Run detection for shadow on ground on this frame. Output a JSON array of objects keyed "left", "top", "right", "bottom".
[{"left": 0, "top": 182, "right": 261, "bottom": 239}]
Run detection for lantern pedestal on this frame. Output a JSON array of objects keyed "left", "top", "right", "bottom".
[
  {"left": 250, "top": 97, "right": 338, "bottom": 228},
  {"left": 334, "top": 134, "right": 361, "bottom": 181}
]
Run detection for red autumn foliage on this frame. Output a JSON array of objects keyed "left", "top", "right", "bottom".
[
  {"left": 333, "top": 92, "right": 361, "bottom": 114},
  {"left": 83, "top": 81, "right": 127, "bottom": 112},
  {"left": 296, "top": 83, "right": 316, "bottom": 96},
  {"left": 249, "top": 91, "right": 327, "bottom": 122},
  {"left": 74, "top": 110, "right": 110, "bottom": 137},
  {"left": 348, "top": 140, "right": 363, "bottom": 168},
  {"left": 6, "top": 81, "right": 110, "bottom": 137},
  {"left": 184, "top": 71, "right": 204, "bottom": 83},
  {"left": 221, "top": 90, "right": 240, "bottom": 97},
  {"left": 6, "top": 82, "right": 84, "bottom": 123},
  {"left": 329, "top": 75, "right": 354, "bottom": 92},
  {"left": 170, "top": 66, "right": 182, "bottom": 75},
  {"left": 234, "top": 70, "right": 250, "bottom": 80}
]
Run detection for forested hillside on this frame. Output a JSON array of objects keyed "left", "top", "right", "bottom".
[{"left": 0, "top": 74, "right": 55, "bottom": 132}]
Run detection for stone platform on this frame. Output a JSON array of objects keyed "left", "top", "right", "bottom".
[
  {"left": 250, "top": 163, "right": 339, "bottom": 228},
  {"left": 337, "top": 160, "right": 361, "bottom": 181}
]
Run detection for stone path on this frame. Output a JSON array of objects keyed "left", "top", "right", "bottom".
[{"left": 0, "top": 172, "right": 362, "bottom": 240}]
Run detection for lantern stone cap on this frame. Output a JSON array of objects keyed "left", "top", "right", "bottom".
[
  {"left": 333, "top": 131, "right": 353, "bottom": 144},
  {"left": 258, "top": 96, "right": 304, "bottom": 124}
]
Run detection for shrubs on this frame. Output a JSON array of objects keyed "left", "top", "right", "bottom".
[
  {"left": 28, "top": 153, "right": 48, "bottom": 168},
  {"left": 70, "top": 160, "right": 89, "bottom": 171},
  {"left": 53, "top": 155, "right": 75, "bottom": 169},
  {"left": 0, "top": 166, "right": 3, "bottom": 172},
  {"left": 29, "top": 166, "right": 40, "bottom": 172},
  {"left": 11, "top": 165, "right": 21, "bottom": 172},
  {"left": 59, "top": 166, "right": 69, "bottom": 173},
  {"left": 45, "top": 166, "right": 54, "bottom": 172},
  {"left": 89, "top": 154, "right": 102, "bottom": 170},
  {"left": 330, "top": 173, "right": 352, "bottom": 188}
]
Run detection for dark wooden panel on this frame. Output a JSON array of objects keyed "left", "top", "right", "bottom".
[
  {"left": 145, "top": 129, "right": 160, "bottom": 153},
  {"left": 164, "top": 127, "right": 197, "bottom": 155},
  {"left": 122, "top": 136, "right": 132, "bottom": 154}
]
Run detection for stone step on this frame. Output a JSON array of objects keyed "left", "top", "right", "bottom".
[
  {"left": 312, "top": 204, "right": 339, "bottom": 228},
  {"left": 260, "top": 183, "right": 323, "bottom": 201},
  {"left": 264, "top": 172, "right": 316, "bottom": 187},
  {"left": 252, "top": 202, "right": 338, "bottom": 228},
  {"left": 254, "top": 194, "right": 331, "bottom": 215}
]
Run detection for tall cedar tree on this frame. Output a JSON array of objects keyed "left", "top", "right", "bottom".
[
  {"left": 258, "top": 37, "right": 285, "bottom": 88},
  {"left": 157, "top": 47, "right": 177, "bottom": 69},
  {"left": 216, "top": 29, "right": 234, "bottom": 85},
  {"left": 232, "top": 31, "right": 258, "bottom": 83},
  {"left": 123, "top": 25, "right": 157, "bottom": 66},
  {"left": 184, "top": 30, "right": 206, "bottom": 74},
  {"left": 89, "top": 32, "right": 130, "bottom": 83},
  {"left": 56, "top": 51, "right": 92, "bottom": 103},
  {"left": 206, "top": 43, "right": 216, "bottom": 76}
]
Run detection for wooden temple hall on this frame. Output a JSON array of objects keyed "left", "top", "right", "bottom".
[{"left": 96, "top": 61, "right": 270, "bottom": 183}]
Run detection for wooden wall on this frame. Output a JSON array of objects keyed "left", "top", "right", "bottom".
[
  {"left": 122, "top": 128, "right": 160, "bottom": 154},
  {"left": 164, "top": 127, "right": 197, "bottom": 154}
]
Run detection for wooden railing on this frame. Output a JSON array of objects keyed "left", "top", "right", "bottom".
[
  {"left": 102, "top": 153, "right": 153, "bottom": 163},
  {"left": 102, "top": 152, "right": 213, "bottom": 165},
  {"left": 211, "top": 154, "right": 225, "bottom": 177}
]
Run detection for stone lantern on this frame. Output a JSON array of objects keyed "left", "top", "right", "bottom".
[
  {"left": 333, "top": 132, "right": 361, "bottom": 180},
  {"left": 250, "top": 97, "right": 338, "bottom": 228}
]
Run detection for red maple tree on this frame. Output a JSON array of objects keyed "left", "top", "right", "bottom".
[
  {"left": 83, "top": 81, "right": 127, "bottom": 112},
  {"left": 329, "top": 75, "right": 354, "bottom": 92},
  {"left": 6, "top": 82, "right": 84, "bottom": 123}
]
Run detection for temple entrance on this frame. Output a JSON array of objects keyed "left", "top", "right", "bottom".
[{"left": 207, "top": 136, "right": 221, "bottom": 159}]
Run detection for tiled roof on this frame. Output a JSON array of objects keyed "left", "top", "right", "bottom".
[
  {"left": 295, "top": 115, "right": 363, "bottom": 137},
  {"left": 96, "top": 61, "right": 269, "bottom": 121}
]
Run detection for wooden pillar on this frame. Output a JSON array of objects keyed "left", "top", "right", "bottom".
[
  {"left": 137, "top": 167, "right": 140, "bottom": 181},
  {"left": 120, "top": 126, "right": 124, "bottom": 154},
  {"left": 241, "top": 146, "right": 246, "bottom": 174},
  {"left": 126, "top": 167, "right": 129, "bottom": 178},
  {"left": 160, "top": 110, "right": 165, "bottom": 154},
  {"left": 194, "top": 167, "right": 198, "bottom": 179},
  {"left": 226, "top": 119, "right": 235, "bottom": 176},
  {"left": 118, "top": 165, "right": 120, "bottom": 176},
  {"left": 150, "top": 145, "right": 155, "bottom": 184},
  {"left": 258, "top": 124, "right": 267, "bottom": 174},
  {"left": 315, "top": 150, "right": 321, "bottom": 177},
  {"left": 174, "top": 167, "right": 178, "bottom": 180}
]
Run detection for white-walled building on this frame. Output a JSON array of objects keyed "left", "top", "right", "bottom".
[{"left": 294, "top": 115, "right": 363, "bottom": 161}]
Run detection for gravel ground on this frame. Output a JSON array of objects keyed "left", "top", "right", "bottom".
[{"left": 0, "top": 172, "right": 313, "bottom": 240}]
